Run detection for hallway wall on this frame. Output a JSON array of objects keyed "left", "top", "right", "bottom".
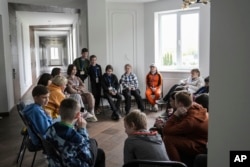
[{"left": 0, "top": 0, "right": 15, "bottom": 113}]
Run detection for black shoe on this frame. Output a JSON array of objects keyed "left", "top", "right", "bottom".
[{"left": 111, "top": 114, "right": 119, "bottom": 120}]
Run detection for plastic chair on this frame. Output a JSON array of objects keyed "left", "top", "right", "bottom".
[
  {"left": 123, "top": 160, "right": 187, "bottom": 167},
  {"left": 16, "top": 103, "right": 42, "bottom": 167}
]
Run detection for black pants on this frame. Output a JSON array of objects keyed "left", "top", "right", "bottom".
[
  {"left": 103, "top": 92, "right": 122, "bottom": 116},
  {"left": 122, "top": 89, "right": 144, "bottom": 114},
  {"left": 91, "top": 82, "right": 102, "bottom": 109},
  {"left": 163, "top": 84, "right": 180, "bottom": 101},
  {"left": 89, "top": 138, "right": 105, "bottom": 167}
]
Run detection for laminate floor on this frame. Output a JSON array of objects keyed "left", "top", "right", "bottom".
[{"left": 0, "top": 93, "right": 166, "bottom": 167}]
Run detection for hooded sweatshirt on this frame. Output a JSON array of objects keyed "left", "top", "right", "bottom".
[{"left": 124, "top": 130, "right": 169, "bottom": 164}]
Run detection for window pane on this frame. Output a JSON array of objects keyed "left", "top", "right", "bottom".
[
  {"left": 50, "top": 47, "right": 59, "bottom": 60},
  {"left": 180, "top": 13, "right": 199, "bottom": 68},
  {"left": 160, "top": 14, "right": 177, "bottom": 67}
]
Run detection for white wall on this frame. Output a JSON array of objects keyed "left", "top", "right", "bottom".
[
  {"left": 144, "top": 0, "right": 210, "bottom": 94},
  {"left": 0, "top": 0, "right": 15, "bottom": 112},
  {"left": 208, "top": 0, "right": 250, "bottom": 166},
  {"left": 106, "top": 2, "right": 145, "bottom": 93}
]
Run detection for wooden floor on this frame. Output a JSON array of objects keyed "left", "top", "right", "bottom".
[{"left": 0, "top": 92, "right": 166, "bottom": 167}]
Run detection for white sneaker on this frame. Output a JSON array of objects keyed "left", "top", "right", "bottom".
[
  {"left": 86, "top": 116, "right": 98, "bottom": 122},
  {"left": 81, "top": 111, "right": 94, "bottom": 119},
  {"left": 154, "top": 104, "right": 158, "bottom": 111}
]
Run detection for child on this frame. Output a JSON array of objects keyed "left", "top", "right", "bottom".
[
  {"left": 123, "top": 110, "right": 169, "bottom": 164},
  {"left": 101, "top": 65, "right": 122, "bottom": 120},
  {"left": 45, "top": 98, "right": 105, "bottom": 167},
  {"left": 88, "top": 55, "right": 102, "bottom": 114},
  {"left": 22, "top": 85, "right": 53, "bottom": 147}
]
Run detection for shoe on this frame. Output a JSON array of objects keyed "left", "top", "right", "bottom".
[
  {"left": 156, "top": 98, "right": 166, "bottom": 104},
  {"left": 82, "top": 112, "right": 94, "bottom": 119},
  {"left": 154, "top": 104, "right": 158, "bottom": 111},
  {"left": 149, "top": 105, "right": 153, "bottom": 111},
  {"left": 86, "top": 116, "right": 98, "bottom": 122},
  {"left": 111, "top": 115, "right": 118, "bottom": 120}
]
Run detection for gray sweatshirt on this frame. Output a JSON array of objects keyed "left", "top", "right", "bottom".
[{"left": 123, "top": 130, "right": 169, "bottom": 164}]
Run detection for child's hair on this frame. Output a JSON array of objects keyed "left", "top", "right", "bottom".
[
  {"left": 32, "top": 85, "right": 49, "bottom": 97},
  {"left": 52, "top": 75, "right": 67, "bottom": 86},
  {"left": 59, "top": 98, "right": 80, "bottom": 121},
  {"left": 90, "top": 55, "right": 97, "bottom": 60},
  {"left": 191, "top": 68, "right": 201, "bottom": 77},
  {"left": 124, "top": 64, "right": 132, "bottom": 69},
  {"left": 81, "top": 48, "right": 88, "bottom": 53},
  {"left": 67, "top": 64, "right": 76, "bottom": 75},
  {"left": 124, "top": 110, "right": 147, "bottom": 130},
  {"left": 175, "top": 91, "right": 192, "bottom": 107},
  {"left": 195, "top": 93, "right": 209, "bottom": 111},
  {"left": 51, "top": 68, "right": 61, "bottom": 78},
  {"left": 204, "top": 76, "right": 209, "bottom": 83},
  {"left": 37, "top": 73, "right": 52, "bottom": 86},
  {"left": 105, "top": 64, "right": 113, "bottom": 72}
]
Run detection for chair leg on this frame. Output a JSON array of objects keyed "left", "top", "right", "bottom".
[
  {"left": 18, "top": 144, "right": 27, "bottom": 167},
  {"left": 16, "top": 134, "right": 27, "bottom": 163},
  {"left": 31, "top": 151, "right": 37, "bottom": 167}
]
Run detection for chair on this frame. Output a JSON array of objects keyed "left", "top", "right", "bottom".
[
  {"left": 37, "top": 134, "right": 65, "bottom": 167},
  {"left": 123, "top": 160, "right": 187, "bottom": 167},
  {"left": 16, "top": 103, "right": 42, "bottom": 167}
]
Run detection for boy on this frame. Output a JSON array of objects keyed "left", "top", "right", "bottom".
[
  {"left": 123, "top": 110, "right": 169, "bottom": 164},
  {"left": 22, "top": 85, "right": 53, "bottom": 147},
  {"left": 163, "top": 91, "right": 208, "bottom": 163},
  {"left": 45, "top": 98, "right": 105, "bottom": 167},
  {"left": 88, "top": 55, "right": 102, "bottom": 114}
]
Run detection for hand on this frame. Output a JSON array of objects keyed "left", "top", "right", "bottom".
[
  {"left": 154, "top": 118, "right": 165, "bottom": 128},
  {"left": 76, "top": 117, "right": 87, "bottom": 129},
  {"left": 151, "top": 87, "right": 156, "bottom": 92},
  {"left": 174, "top": 107, "right": 187, "bottom": 117}
]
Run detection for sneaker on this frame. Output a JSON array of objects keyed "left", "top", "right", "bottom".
[
  {"left": 156, "top": 98, "right": 166, "bottom": 104},
  {"left": 95, "top": 108, "right": 102, "bottom": 115},
  {"left": 154, "top": 104, "right": 159, "bottom": 111},
  {"left": 81, "top": 112, "right": 94, "bottom": 119},
  {"left": 86, "top": 116, "right": 98, "bottom": 122},
  {"left": 149, "top": 105, "right": 153, "bottom": 111}
]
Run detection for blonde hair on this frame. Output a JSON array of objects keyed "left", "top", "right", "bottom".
[
  {"left": 124, "top": 110, "right": 147, "bottom": 130},
  {"left": 52, "top": 75, "right": 67, "bottom": 86}
]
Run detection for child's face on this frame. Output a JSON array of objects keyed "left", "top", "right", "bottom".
[
  {"left": 34, "top": 93, "right": 50, "bottom": 106},
  {"left": 106, "top": 69, "right": 113, "bottom": 76},
  {"left": 124, "top": 121, "right": 135, "bottom": 136},
  {"left": 125, "top": 66, "right": 132, "bottom": 74},
  {"left": 71, "top": 66, "right": 77, "bottom": 75},
  {"left": 90, "top": 57, "right": 97, "bottom": 65}
]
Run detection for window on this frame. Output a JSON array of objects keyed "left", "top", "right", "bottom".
[
  {"left": 50, "top": 47, "right": 59, "bottom": 60},
  {"left": 155, "top": 8, "right": 200, "bottom": 71}
]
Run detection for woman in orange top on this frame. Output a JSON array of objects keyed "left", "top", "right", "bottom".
[{"left": 145, "top": 63, "right": 162, "bottom": 111}]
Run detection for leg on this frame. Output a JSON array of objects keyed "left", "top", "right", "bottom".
[
  {"left": 122, "top": 89, "right": 131, "bottom": 114},
  {"left": 131, "top": 89, "right": 144, "bottom": 111},
  {"left": 163, "top": 84, "right": 180, "bottom": 101},
  {"left": 145, "top": 88, "right": 154, "bottom": 105},
  {"left": 82, "top": 92, "right": 95, "bottom": 115}
]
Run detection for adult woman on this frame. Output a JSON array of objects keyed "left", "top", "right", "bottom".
[
  {"left": 101, "top": 65, "right": 122, "bottom": 120},
  {"left": 66, "top": 64, "right": 98, "bottom": 122},
  {"left": 145, "top": 63, "right": 162, "bottom": 111}
]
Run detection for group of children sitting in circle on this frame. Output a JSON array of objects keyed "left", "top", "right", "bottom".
[{"left": 21, "top": 47, "right": 209, "bottom": 167}]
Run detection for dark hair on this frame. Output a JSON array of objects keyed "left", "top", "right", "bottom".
[
  {"left": 81, "top": 48, "right": 88, "bottom": 53},
  {"left": 105, "top": 64, "right": 113, "bottom": 72},
  {"left": 32, "top": 85, "right": 49, "bottom": 97},
  {"left": 204, "top": 76, "right": 209, "bottom": 83},
  {"left": 67, "top": 64, "right": 76, "bottom": 75},
  {"left": 90, "top": 55, "right": 97, "bottom": 60},
  {"left": 51, "top": 68, "right": 61, "bottom": 77},
  {"left": 37, "top": 73, "right": 52, "bottom": 86},
  {"left": 175, "top": 91, "right": 192, "bottom": 107},
  {"left": 60, "top": 98, "right": 80, "bottom": 121},
  {"left": 195, "top": 93, "right": 209, "bottom": 111}
]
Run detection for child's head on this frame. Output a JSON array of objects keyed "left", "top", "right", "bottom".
[
  {"left": 32, "top": 85, "right": 49, "bottom": 106},
  {"left": 59, "top": 98, "right": 81, "bottom": 122},
  {"left": 124, "top": 64, "right": 132, "bottom": 74},
  {"left": 204, "top": 76, "right": 209, "bottom": 87},
  {"left": 190, "top": 68, "right": 200, "bottom": 78},
  {"left": 124, "top": 110, "right": 147, "bottom": 136},
  {"left": 195, "top": 93, "right": 209, "bottom": 111},
  {"left": 81, "top": 48, "right": 89, "bottom": 58},
  {"left": 175, "top": 91, "right": 193, "bottom": 108},
  {"left": 67, "top": 64, "right": 77, "bottom": 76},
  {"left": 51, "top": 68, "right": 61, "bottom": 78},
  {"left": 105, "top": 65, "right": 113, "bottom": 75},
  {"left": 37, "top": 73, "right": 52, "bottom": 86},
  {"left": 90, "top": 55, "right": 97, "bottom": 65}
]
